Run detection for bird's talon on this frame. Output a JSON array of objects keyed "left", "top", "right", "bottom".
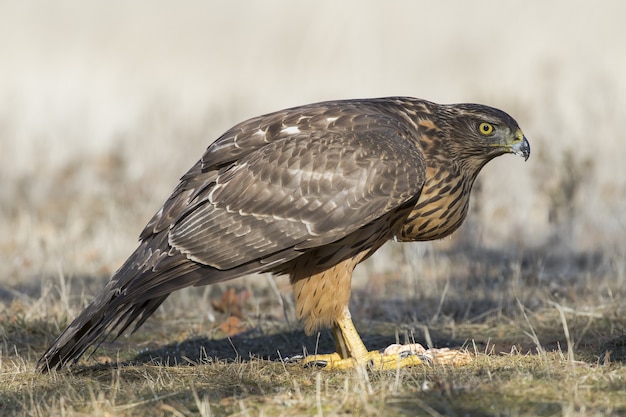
[
  {"left": 284, "top": 354, "right": 304, "bottom": 363},
  {"left": 419, "top": 355, "right": 433, "bottom": 365},
  {"left": 398, "top": 350, "right": 415, "bottom": 359},
  {"left": 305, "top": 360, "right": 329, "bottom": 368}
]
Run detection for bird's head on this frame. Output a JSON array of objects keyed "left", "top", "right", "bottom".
[{"left": 438, "top": 103, "right": 530, "bottom": 169}]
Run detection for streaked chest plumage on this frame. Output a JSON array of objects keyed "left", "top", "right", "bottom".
[{"left": 396, "top": 164, "right": 473, "bottom": 242}]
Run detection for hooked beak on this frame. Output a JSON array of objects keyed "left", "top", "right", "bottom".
[
  {"left": 490, "top": 128, "right": 530, "bottom": 161},
  {"left": 511, "top": 135, "right": 530, "bottom": 161}
]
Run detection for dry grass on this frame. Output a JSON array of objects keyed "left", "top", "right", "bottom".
[
  {"left": 0, "top": 272, "right": 626, "bottom": 416},
  {"left": 2, "top": 1, "right": 626, "bottom": 416},
  {"left": 2, "top": 240, "right": 626, "bottom": 416}
]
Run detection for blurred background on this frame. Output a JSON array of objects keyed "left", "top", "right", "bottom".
[{"left": 0, "top": 1, "right": 624, "bottom": 301}]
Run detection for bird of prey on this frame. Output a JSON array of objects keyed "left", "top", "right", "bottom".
[{"left": 38, "top": 97, "right": 530, "bottom": 371}]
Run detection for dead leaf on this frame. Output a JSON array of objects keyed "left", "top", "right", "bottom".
[
  {"left": 211, "top": 288, "right": 250, "bottom": 318},
  {"left": 219, "top": 316, "right": 247, "bottom": 337}
]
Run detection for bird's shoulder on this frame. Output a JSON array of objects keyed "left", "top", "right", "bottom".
[{"left": 197, "top": 97, "right": 436, "bottom": 172}]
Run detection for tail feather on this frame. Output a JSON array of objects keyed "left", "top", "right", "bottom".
[
  {"left": 37, "top": 234, "right": 211, "bottom": 372},
  {"left": 37, "top": 228, "right": 296, "bottom": 371}
]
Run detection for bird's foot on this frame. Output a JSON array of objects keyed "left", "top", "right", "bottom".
[
  {"left": 302, "top": 349, "right": 425, "bottom": 370},
  {"left": 302, "top": 343, "right": 471, "bottom": 370}
]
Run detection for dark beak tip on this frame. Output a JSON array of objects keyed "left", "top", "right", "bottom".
[{"left": 523, "top": 138, "right": 531, "bottom": 161}]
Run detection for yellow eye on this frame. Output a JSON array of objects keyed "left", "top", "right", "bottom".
[{"left": 478, "top": 122, "right": 494, "bottom": 135}]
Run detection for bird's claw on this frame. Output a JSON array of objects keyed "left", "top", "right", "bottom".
[
  {"left": 300, "top": 349, "right": 424, "bottom": 371},
  {"left": 300, "top": 343, "right": 471, "bottom": 370}
]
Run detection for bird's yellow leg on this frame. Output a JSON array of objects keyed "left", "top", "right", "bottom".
[{"left": 303, "top": 307, "right": 425, "bottom": 370}]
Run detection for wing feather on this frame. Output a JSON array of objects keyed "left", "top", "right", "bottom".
[
  {"left": 142, "top": 98, "right": 423, "bottom": 238},
  {"left": 169, "top": 127, "right": 425, "bottom": 270}
]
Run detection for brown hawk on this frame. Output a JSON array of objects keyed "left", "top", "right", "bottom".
[{"left": 38, "top": 97, "right": 530, "bottom": 371}]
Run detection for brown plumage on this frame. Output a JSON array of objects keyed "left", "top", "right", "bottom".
[{"left": 38, "top": 97, "right": 530, "bottom": 371}]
